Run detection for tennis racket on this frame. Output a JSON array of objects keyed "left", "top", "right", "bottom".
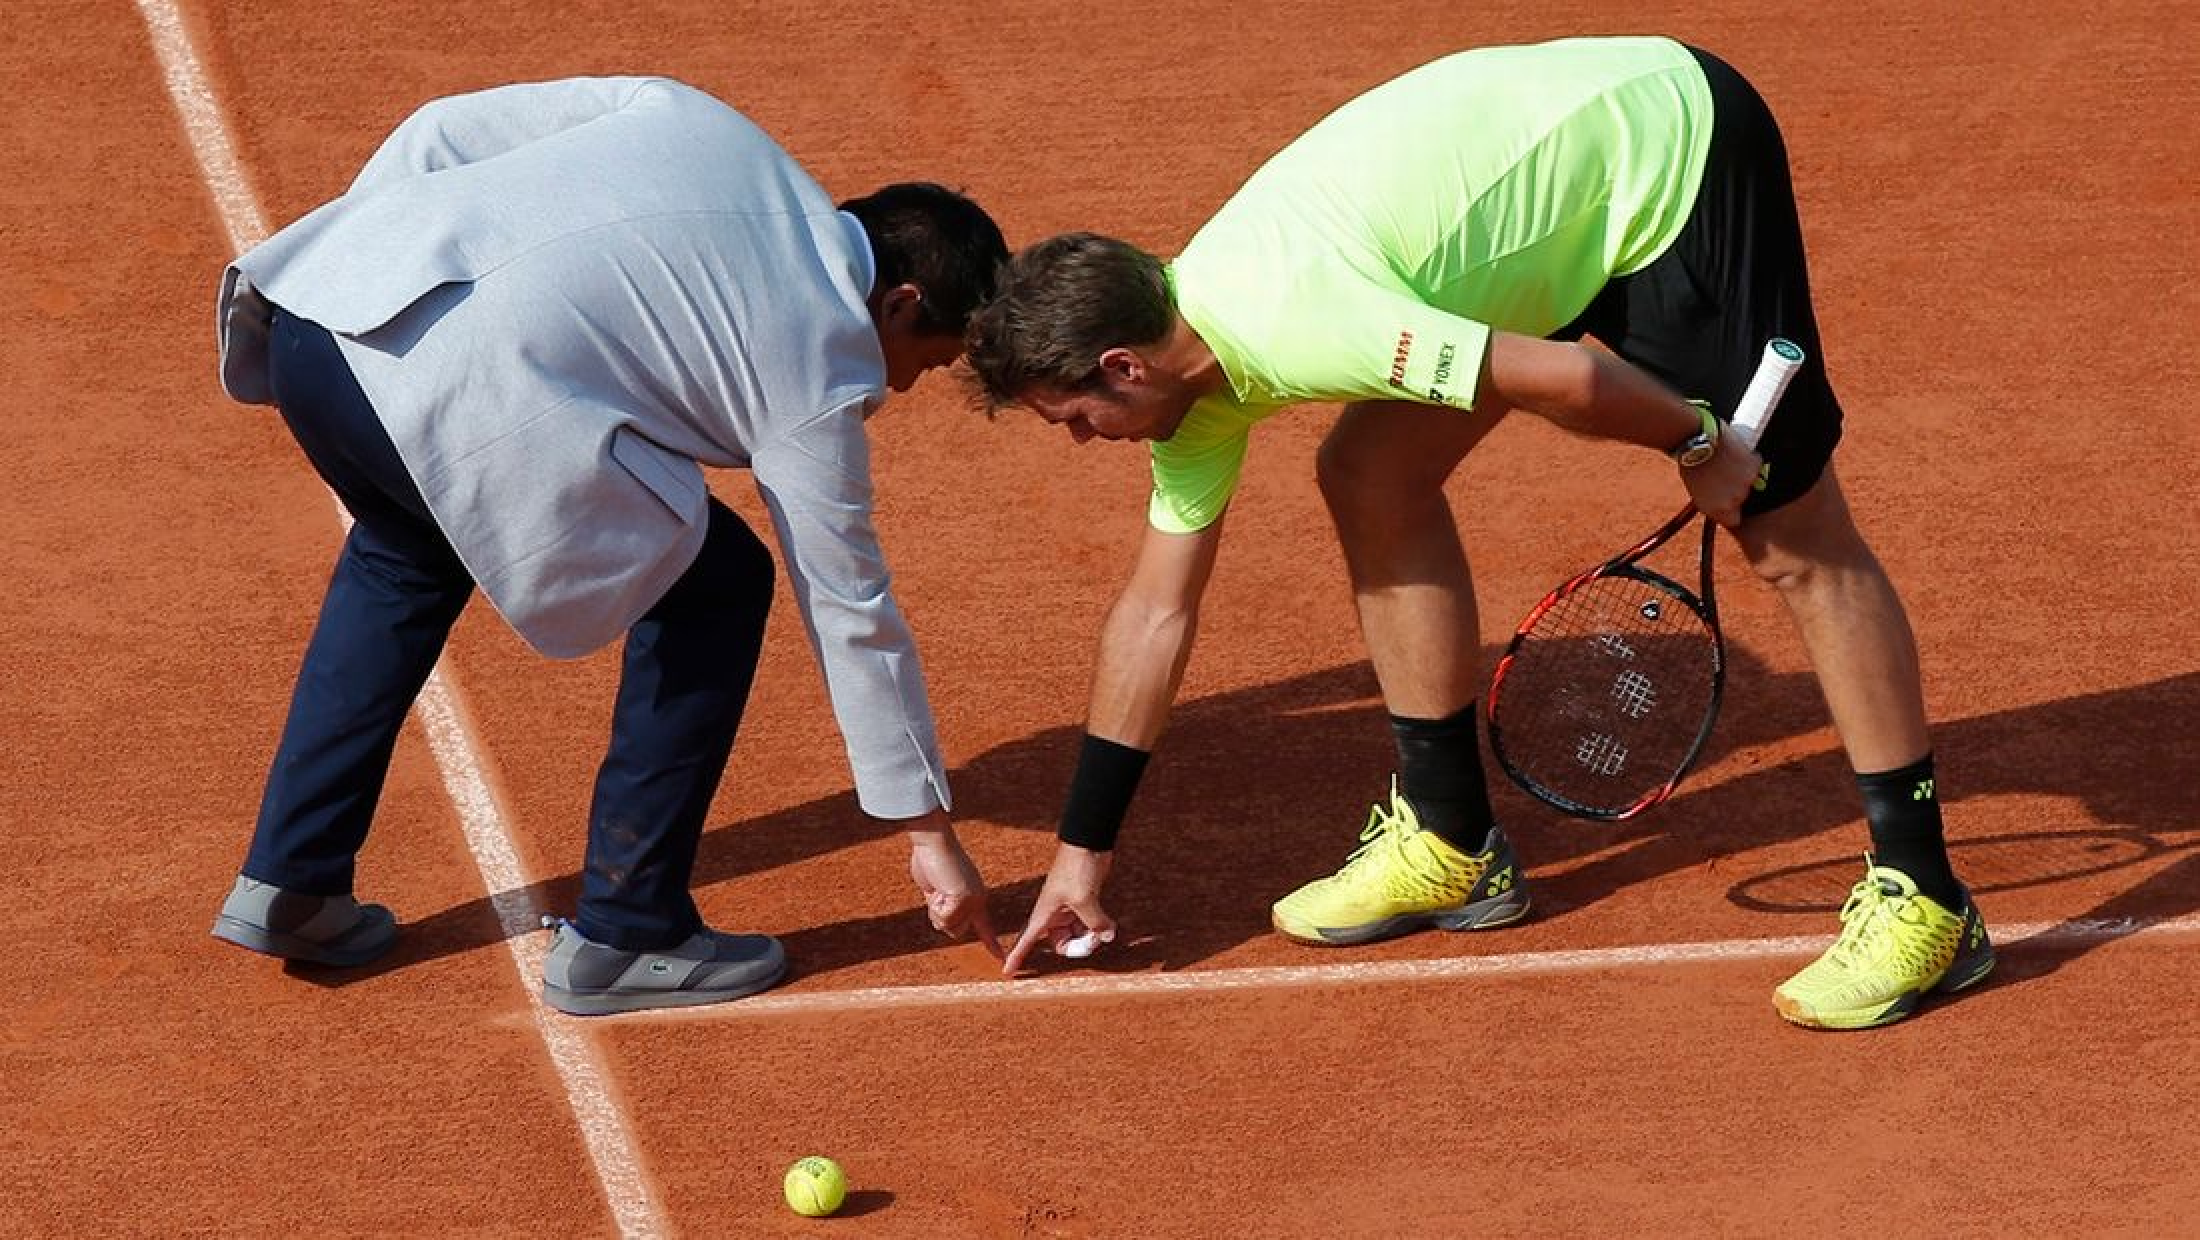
[{"left": 1486, "top": 338, "right": 1806, "bottom": 820}]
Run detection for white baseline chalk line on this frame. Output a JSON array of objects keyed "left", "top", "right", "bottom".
[
  {"left": 129, "top": 6, "right": 666, "bottom": 1236},
  {"left": 639, "top": 910, "right": 2200, "bottom": 1022}
]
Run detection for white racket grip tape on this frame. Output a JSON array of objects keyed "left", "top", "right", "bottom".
[{"left": 1729, "top": 337, "right": 1806, "bottom": 449}]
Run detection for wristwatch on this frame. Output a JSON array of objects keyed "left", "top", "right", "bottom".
[{"left": 1669, "top": 401, "right": 1720, "bottom": 468}]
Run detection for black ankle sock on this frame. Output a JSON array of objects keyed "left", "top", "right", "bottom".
[
  {"left": 1857, "top": 755, "right": 1964, "bottom": 908},
  {"left": 1390, "top": 704, "right": 1497, "bottom": 854}
]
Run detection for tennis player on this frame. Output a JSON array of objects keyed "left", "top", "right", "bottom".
[{"left": 966, "top": 36, "right": 1993, "bottom": 1028}]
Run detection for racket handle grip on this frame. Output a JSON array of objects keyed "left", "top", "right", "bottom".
[{"left": 1730, "top": 338, "right": 1806, "bottom": 450}]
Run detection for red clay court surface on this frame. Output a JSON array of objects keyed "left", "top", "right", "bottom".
[{"left": 6, "top": 2, "right": 2197, "bottom": 1236}]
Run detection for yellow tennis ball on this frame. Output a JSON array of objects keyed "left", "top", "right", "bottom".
[{"left": 783, "top": 1156, "right": 847, "bottom": 1218}]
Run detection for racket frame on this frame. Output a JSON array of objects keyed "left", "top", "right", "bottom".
[
  {"left": 1487, "top": 505, "right": 1725, "bottom": 820},
  {"left": 1484, "top": 338, "right": 1804, "bottom": 821}
]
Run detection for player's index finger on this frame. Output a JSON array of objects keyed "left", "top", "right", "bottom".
[{"left": 1002, "top": 916, "right": 1049, "bottom": 975}]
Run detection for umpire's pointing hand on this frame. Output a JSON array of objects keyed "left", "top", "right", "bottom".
[{"left": 905, "top": 816, "right": 1001, "bottom": 958}]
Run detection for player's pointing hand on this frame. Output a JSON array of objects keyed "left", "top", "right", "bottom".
[{"left": 1004, "top": 843, "right": 1117, "bottom": 976}]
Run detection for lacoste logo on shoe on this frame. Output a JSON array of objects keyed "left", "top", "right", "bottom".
[{"left": 648, "top": 960, "right": 673, "bottom": 975}]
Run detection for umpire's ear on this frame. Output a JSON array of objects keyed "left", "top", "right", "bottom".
[{"left": 873, "top": 281, "right": 925, "bottom": 328}]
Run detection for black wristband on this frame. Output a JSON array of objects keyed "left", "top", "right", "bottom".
[{"left": 1057, "top": 734, "right": 1150, "bottom": 852}]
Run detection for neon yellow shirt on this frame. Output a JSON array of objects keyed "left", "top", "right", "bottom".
[{"left": 1151, "top": 36, "right": 1715, "bottom": 533}]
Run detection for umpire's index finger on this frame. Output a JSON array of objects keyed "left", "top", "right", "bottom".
[{"left": 969, "top": 900, "right": 1005, "bottom": 960}]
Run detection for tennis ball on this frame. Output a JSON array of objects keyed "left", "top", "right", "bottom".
[{"left": 783, "top": 1155, "right": 847, "bottom": 1218}]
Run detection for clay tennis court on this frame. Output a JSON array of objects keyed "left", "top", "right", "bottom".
[{"left": 7, "top": 1, "right": 2196, "bottom": 1235}]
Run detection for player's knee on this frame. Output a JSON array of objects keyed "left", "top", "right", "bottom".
[
  {"left": 1315, "top": 433, "right": 1362, "bottom": 497},
  {"left": 1736, "top": 469, "right": 1881, "bottom": 591},
  {"left": 1746, "top": 544, "right": 1820, "bottom": 594},
  {"left": 1746, "top": 532, "right": 1889, "bottom": 603},
  {"left": 1316, "top": 434, "right": 1426, "bottom": 518}
]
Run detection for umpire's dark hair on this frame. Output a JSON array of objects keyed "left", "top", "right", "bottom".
[
  {"left": 961, "top": 232, "right": 1174, "bottom": 415},
  {"left": 838, "top": 182, "right": 1009, "bottom": 337}
]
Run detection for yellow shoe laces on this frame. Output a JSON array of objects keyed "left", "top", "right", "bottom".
[
  {"left": 1331, "top": 790, "right": 1480, "bottom": 901},
  {"left": 1333, "top": 798, "right": 1413, "bottom": 888},
  {"left": 1827, "top": 863, "right": 1945, "bottom": 976}
]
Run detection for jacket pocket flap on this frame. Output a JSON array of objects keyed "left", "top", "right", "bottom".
[{"left": 608, "top": 427, "right": 706, "bottom": 517}]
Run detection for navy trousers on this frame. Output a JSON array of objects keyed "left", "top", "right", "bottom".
[{"left": 244, "top": 308, "right": 773, "bottom": 950}]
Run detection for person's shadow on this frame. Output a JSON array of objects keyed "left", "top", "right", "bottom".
[{"left": 299, "top": 658, "right": 2200, "bottom": 989}]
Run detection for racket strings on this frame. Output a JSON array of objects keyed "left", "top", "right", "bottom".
[{"left": 1493, "top": 573, "right": 1719, "bottom": 814}]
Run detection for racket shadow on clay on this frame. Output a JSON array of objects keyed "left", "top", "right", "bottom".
[
  {"left": 1731, "top": 828, "right": 2200, "bottom": 915},
  {"left": 1726, "top": 827, "right": 2200, "bottom": 992},
  {"left": 1500, "top": 668, "right": 2200, "bottom": 931},
  {"left": 1693, "top": 669, "right": 2200, "bottom": 987}
]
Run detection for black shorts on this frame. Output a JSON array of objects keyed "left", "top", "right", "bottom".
[{"left": 1554, "top": 45, "right": 1840, "bottom": 515}]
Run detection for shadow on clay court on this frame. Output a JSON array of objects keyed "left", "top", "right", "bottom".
[
  {"left": 1701, "top": 667, "right": 2200, "bottom": 990},
  {"left": 832, "top": 1191, "right": 894, "bottom": 1218},
  {"left": 293, "top": 665, "right": 2200, "bottom": 987}
]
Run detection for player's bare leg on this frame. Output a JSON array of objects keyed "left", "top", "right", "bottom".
[
  {"left": 1731, "top": 464, "right": 1928, "bottom": 772},
  {"left": 1317, "top": 398, "right": 1504, "bottom": 719},
  {"left": 1737, "top": 463, "right": 1993, "bottom": 1027},
  {"left": 1269, "top": 398, "right": 1529, "bottom": 950}
]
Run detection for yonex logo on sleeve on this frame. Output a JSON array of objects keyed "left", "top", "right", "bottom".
[{"left": 1428, "top": 340, "right": 1457, "bottom": 401}]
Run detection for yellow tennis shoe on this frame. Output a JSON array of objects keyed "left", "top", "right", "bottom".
[
  {"left": 1774, "top": 859, "right": 1995, "bottom": 1030},
  {"left": 1272, "top": 780, "right": 1531, "bottom": 946}
]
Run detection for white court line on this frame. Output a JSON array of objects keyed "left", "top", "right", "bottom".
[
  {"left": 130, "top": 6, "right": 667, "bottom": 1237},
  {"left": 642, "top": 911, "right": 2200, "bottom": 1022}
]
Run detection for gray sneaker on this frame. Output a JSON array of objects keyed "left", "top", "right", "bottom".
[
  {"left": 540, "top": 919, "right": 787, "bottom": 1016},
  {"left": 211, "top": 876, "right": 398, "bottom": 967}
]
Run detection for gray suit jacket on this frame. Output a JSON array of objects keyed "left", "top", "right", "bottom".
[{"left": 216, "top": 76, "right": 948, "bottom": 817}]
